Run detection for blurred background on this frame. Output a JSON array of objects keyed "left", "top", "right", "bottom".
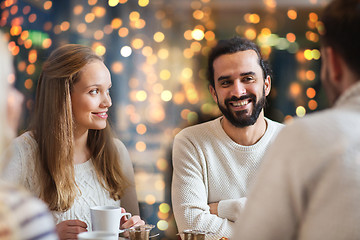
[{"left": 1, "top": 0, "right": 329, "bottom": 239}]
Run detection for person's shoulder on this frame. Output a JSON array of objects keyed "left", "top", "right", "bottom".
[
  {"left": 13, "top": 131, "right": 36, "bottom": 145},
  {"left": 175, "top": 117, "right": 220, "bottom": 139}
]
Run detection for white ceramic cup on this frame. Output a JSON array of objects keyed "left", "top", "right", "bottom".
[
  {"left": 90, "top": 206, "right": 132, "bottom": 234},
  {"left": 78, "top": 231, "right": 117, "bottom": 240}
]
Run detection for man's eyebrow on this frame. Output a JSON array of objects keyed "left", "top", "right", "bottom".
[
  {"left": 240, "top": 71, "right": 256, "bottom": 76},
  {"left": 217, "top": 75, "right": 231, "bottom": 81},
  {"left": 217, "top": 71, "right": 256, "bottom": 82}
]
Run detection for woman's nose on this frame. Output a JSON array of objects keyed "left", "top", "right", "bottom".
[{"left": 101, "top": 93, "right": 112, "bottom": 108}]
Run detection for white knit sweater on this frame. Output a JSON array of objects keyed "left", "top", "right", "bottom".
[
  {"left": 172, "top": 117, "right": 283, "bottom": 239},
  {"left": 233, "top": 81, "right": 360, "bottom": 240},
  {"left": 2, "top": 132, "right": 139, "bottom": 231}
]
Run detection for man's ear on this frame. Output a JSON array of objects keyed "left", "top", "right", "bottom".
[
  {"left": 209, "top": 85, "right": 218, "bottom": 103},
  {"left": 264, "top": 75, "right": 271, "bottom": 97}
]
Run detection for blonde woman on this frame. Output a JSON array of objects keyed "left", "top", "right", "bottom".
[
  {"left": 0, "top": 31, "right": 58, "bottom": 239},
  {"left": 2, "top": 44, "right": 144, "bottom": 239}
]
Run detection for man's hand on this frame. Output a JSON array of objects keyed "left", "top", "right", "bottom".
[
  {"left": 56, "top": 220, "right": 87, "bottom": 240},
  {"left": 208, "top": 202, "right": 219, "bottom": 216}
]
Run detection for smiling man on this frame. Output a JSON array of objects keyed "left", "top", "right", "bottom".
[{"left": 171, "top": 37, "right": 283, "bottom": 239}]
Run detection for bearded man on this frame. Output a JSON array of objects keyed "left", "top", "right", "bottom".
[{"left": 171, "top": 37, "right": 283, "bottom": 240}]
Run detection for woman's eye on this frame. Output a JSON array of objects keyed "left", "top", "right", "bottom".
[{"left": 89, "top": 89, "right": 99, "bottom": 95}]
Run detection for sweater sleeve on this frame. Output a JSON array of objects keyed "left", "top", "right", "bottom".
[
  {"left": 171, "top": 133, "right": 235, "bottom": 240},
  {"left": 1, "top": 138, "right": 25, "bottom": 186},
  {"left": 114, "top": 139, "right": 140, "bottom": 215},
  {"left": 217, "top": 197, "right": 247, "bottom": 222}
]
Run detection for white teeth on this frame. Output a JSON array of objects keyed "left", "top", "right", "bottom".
[
  {"left": 97, "top": 112, "right": 106, "bottom": 116},
  {"left": 232, "top": 100, "right": 248, "bottom": 107}
]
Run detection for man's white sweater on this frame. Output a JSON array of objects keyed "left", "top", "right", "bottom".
[{"left": 172, "top": 117, "right": 283, "bottom": 239}]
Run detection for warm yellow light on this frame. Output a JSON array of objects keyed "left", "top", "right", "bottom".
[
  {"left": 244, "top": 28, "right": 257, "bottom": 40},
  {"left": 136, "top": 124, "right": 147, "bottom": 135},
  {"left": 304, "top": 49, "right": 313, "bottom": 60},
  {"left": 85, "top": 13, "right": 95, "bottom": 23},
  {"left": 183, "top": 48, "right": 194, "bottom": 59},
  {"left": 190, "top": 41, "right": 202, "bottom": 52},
  {"left": 136, "top": 90, "right": 147, "bottom": 101},
  {"left": 287, "top": 9, "right": 297, "bottom": 20},
  {"left": 160, "top": 69, "right": 171, "bottom": 80},
  {"left": 142, "top": 46, "right": 153, "bottom": 57},
  {"left": 184, "top": 30, "right": 193, "bottom": 40},
  {"left": 289, "top": 82, "right": 302, "bottom": 98},
  {"left": 118, "top": 27, "right": 129, "bottom": 37},
  {"left": 88, "top": 0, "right": 98, "bottom": 5},
  {"left": 111, "top": 62, "right": 123, "bottom": 74},
  {"left": 308, "top": 100, "right": 318, "bottom": 110},
  {"left": 73, "top": 5, "right": 83, "bottom": 15},
  {"left": 159, "top": 203, "right": 171, "bottom": 213},
  {"left": 134, "top": 19, "right": 146, "bottom": 29},
  {"left": 153, "top": 32, "right": 165, "bottom": 43},
  {"left": 94, "top": 30, "right": 104, "bottom": 40},
  {"left": 182, "top": 68, "right": 193, "bottom": 79},
  {"left": 28, "top": 49, "right": 37, "bottom": 63},
  {"left": 10, "top": 25, "right": 22, "bottom": 36},
  {"left": 145, "top": 195, "right": 156, "bottom": 205},
  {"left": 43, "top": 1, "right": 52, "bottom": 10},
  {"left": 42, "top": 38, "right": 52, "bottom": 49},
  {"left": 157, "top": 49, "right": 169, "bottom": 59},
  {"left": 157, "top": 220, "right": 168, "bottom": 231},
  {"left": 77, "top": 23, "right": 87, "bottom": 33},
  {"left": 26, "top": 64, "right": 36, "bottom": 75},
  {"left": 192, "top": 29, "right": 204, "bottom": 41},
  {"left": 161, "top": 90, "right": 173, "bottom": 102},
  {"left": 24, "top": 79, "right": 33, "bottom": 90},
  {"left": 306, "top": 87, "right": 316, "bottom": 98},
  {"left": 111, "top": 18, "right": 122, "bottom": 29},
  {"left": 131, "top": 38, "right": 144, "bottom": 49},
  {"left": 173, "top": 92, "right": 185, "bottom": 105},
  {"left": 92, "top": 6, "right": 106, "bottom": 17},
  {"left": 296, "top": 106, "right": 306, "bottom": 117},
  {"left": 108, "top": 0, "right": 119, "bottom": 7},
  {"left": 309, "top": 12, "right": 318, "bottom": 22},
  {"left": 193, "top": 10, "right": 204, "bottom": 20},
  {"left": 181, "top": 109, "right": 191, "bottom": 120},
  {"left": 95, "top": 45, "right": 106, "bottom": 56},
  {"left": 306, "top": 70, "right": 316, "bottom": 81},
  {"left": 204, "top": 31, "right": 215, "bottom": 41},
  {"left": 138, "top": 0, "right": 149, "bottom": 7},
  {"left": 156, "top": 158, "right": 168, "bottom": 171},
  {"left": 120, "top": 46, "right": 132, "bottom": 57},
  {"left": 249, "top": 14, "right": 260, "bottom": 24},
  {"left": 286, "top": 33, "right": 296, "bottom": 43},
  {"left": 311, "top": 49, "right": 321, "bottom": 60},
  {"left": 129, "top": 11, "right": 140, "bottom": 21}
]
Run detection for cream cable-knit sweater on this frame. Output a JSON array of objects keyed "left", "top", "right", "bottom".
[
  {"left": 172, "top": 117, "right": 283, "bottom": 240},
  {"left": 233, "top": 81, "right": 360, "bottom": 240},
  {"left": 1, "top": 132, "right": 139, "bottom": 231}
]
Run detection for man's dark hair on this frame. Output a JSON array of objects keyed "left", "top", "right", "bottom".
[
  {"left": 321, "top": 0, "right": 360, "bottom": 78},
  {"left": 207, "top": 37, "right": 272, "bottom": 87}
]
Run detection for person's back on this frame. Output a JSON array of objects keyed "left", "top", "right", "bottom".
[
  {"left": 0, "top": 31, "right": 58, "bottom": 240},
  {"left": 233, "top": 0, "right": 360, "bottom": 239}
]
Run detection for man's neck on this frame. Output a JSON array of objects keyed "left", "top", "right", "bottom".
[{"left": 221, "top": 112, "right": 268, "bottom": 146}]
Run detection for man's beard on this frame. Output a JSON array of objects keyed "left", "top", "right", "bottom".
[{"left": 217, "top": 88, "right": 266, "bottom": 128}]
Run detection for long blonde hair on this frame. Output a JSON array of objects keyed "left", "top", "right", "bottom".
[{"left": 31, "top": 44, "right": 129, "bottom": 211}]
